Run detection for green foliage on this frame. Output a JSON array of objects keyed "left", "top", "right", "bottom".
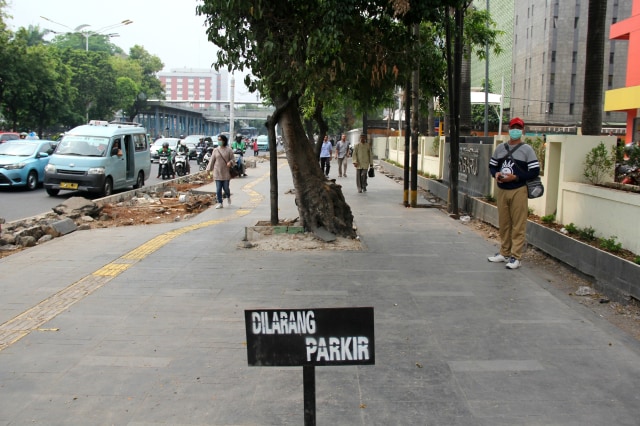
[
  {"left": 564, "top": 223, "right": 579, "bottom": 234},
  {"left": 525, "top": 136, "right": 546, "bottom": 176},
  {"left": 485, "top": 194, "right": 495, "bottom": 203},
  {"left": 583, "top": 142, "right": 614, "bottom": 185},
  {"left": 0, "top": 2, "right": 164, "bottom": 133},
  {"left": 578, "top": 226, "right": 596, "bottom": 241},
  {"left": 634, "top": 257, "right": 640, "bottom": 265},
  {"left": 541, "top": 213, "right": 555, "bottom": 223},
  {"left": 599, "top": 236, "right": 622, "bottom": 253},
  {"left": 431, "top": 136, "right": 440, "bottom": 157}
]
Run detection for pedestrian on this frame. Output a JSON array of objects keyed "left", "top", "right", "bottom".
[
  {"left": 488, "top": 117, "right": 540, "bottom": 270},
  {"left": 319, "top": 135, "right": 333, "bottom": 177},
  {"left": 335, "top": 134, "right": 351, "bottom": 178},
  {"left": 252, "top": 138, "right": 259, "bottom": 156},
  {"left": 352, "top": 134, "right": 373, "bottom": 193},
  {"left": 206, "top": 134, "right": 235, "bottom": 209}
]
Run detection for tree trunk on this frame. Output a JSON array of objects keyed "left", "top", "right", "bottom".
[
  {"left": 277, "top": 97, "right": 356, "bottom": 238},
  {"left": 459, "top": 45, "right": 472, "bottom": 136},
  {"left": 581, "top": 0, "right": 607, "bottom": 135}
]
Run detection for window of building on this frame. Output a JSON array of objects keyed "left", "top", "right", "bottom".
[
  {"left": 551, "top": 51, "right": 556, "bottom": 62},
  {"left": 571, "top": 74, "right": 576, "bottom": 86},
  {"left": 573, "top": 51, "right": 577, "bottom": 63},
  {"left": 550, "top": 73, "right": 555, "bottom": 85},
  {"left": 569, "top": 103, "right": 574, "bottom": 115},
  {"left": 610, "top": 52, "right": 614, "bottom": 64},
  {"left": 574, "top": 17, "right": 579, "bottom": 29},
  {"left": 549, "top": 103, "right": 554, "bottom": 114},
  {"left": 553, "top": 16, "right": 558, "bottom": 28},
  {"left": 608, "top": 74, "right": 614, "bottom": 88}
]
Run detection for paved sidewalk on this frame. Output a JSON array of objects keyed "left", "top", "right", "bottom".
[{"left": 1, "top": 160, "right": 640, "bottom": 425}]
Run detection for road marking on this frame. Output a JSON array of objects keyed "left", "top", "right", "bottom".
[{"left": 0, "top": 165, "right": 280, "bottom": 352}]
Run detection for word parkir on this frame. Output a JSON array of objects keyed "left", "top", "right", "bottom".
[{"left": 305, "top": 336, "right": 370, "bottom": 362}]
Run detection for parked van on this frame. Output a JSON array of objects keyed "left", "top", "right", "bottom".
[{"left": 44, "top": 120, "right": 151, "bottom": 197}]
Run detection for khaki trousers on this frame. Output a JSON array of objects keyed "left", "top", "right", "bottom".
[{"left": 496, "top": 185, "right": 528, "bottom": 260}]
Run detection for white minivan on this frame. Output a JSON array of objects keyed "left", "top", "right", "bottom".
[{"left": 44, "top": 121, "right": 151, "bottom": 197}]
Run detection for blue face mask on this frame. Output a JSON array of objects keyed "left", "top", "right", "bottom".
[{"left": 509, "top": 129, "right": 523, "bottom": 140}]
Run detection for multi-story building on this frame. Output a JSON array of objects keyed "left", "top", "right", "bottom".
[
  {"left": 157, "top": 68, "right": 229, "bottom": 111},
  {"left": 510, "top": 0, "right": 630, "bottom": 132}
]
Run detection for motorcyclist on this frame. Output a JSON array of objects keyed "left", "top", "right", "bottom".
[
  {"left": 176, "top": 140, "right": 191, "bottom": 174},
  {"left": 232, "top": 134, "right": 247, "bottom": 176},
  {"left": 156, "top": 141, "right": 174, "bottom": 178}
]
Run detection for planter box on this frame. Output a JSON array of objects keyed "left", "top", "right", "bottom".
[
  {"left": 471, "top": 197, "right": 640, "bottom": 304},
  {"left": 379, "top": 160, "right": 640, "bottom": 304}
]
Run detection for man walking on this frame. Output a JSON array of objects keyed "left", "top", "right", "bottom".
[
  {"left": 352, "top": 134, "right": 373, "bottom": 193},
  {"left": 335, "top": 134, "right": 351, "bottom": 177},
  {"left": 488, "top": 117, "right": 540, "bottom": 269}
]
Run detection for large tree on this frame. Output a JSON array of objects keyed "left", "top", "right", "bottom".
[{"left": 197, "top": 0, "right": 455, "bottom": 237}]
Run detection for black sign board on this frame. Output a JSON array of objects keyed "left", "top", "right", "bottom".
[{"left": 245, "top": 307, "right": 375, "bottom": 367}]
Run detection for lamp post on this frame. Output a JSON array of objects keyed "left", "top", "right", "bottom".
[{"left": 41, "top": 16, "right": 132, "bottom": 51}]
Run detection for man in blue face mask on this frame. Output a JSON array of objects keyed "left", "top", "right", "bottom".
[{"left": 487, "top": 117, "right": 540, "bottom": 270}]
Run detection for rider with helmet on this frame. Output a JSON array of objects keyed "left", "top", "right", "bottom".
[
  {"left": 176, "top": 140, "right": 191, "bottom": 173},
  {"left": 156, "top": 141, "right": 174, "bottom": 178},
  {"left": 232, "top": 134, "right": 247, "bottom": 176}
]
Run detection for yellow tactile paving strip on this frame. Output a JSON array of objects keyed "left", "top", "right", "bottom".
[{"left": 0, "top": 164, "right": 281, "bottom": 352}]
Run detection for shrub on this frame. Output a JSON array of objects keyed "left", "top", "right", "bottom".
[
  {"left": 599, "top": 236, "right": 622, "bottom": 253},
  {"left": 541, "top": 213, "right": 555, "bottom": 223},
  {"left": 431, "top": 136, "right": 440, "bottom": 157},
  {"left": 525, "top": 136, "right": 546, "bottom": 176},
  {"left": 578, "top": 226, "right": 596, "bottom": 241},
  {"left": 583, "top": 142, "right": 614, "bottom": 185},
  {"left": 564, "top": 223, "right": 579, "bottom": 234}
]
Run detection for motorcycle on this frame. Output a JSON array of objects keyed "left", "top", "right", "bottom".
[
  {"left": 174, "top": 151, "right": 189, "bottom": 176},
  {"left": 199, "top": 147, "right": 213, "bottom": 171},
  {"left": 158, "top": 153, "right": 173, "bottom": 180},
  {"left": 234, "top": 148, "right": 246, "bottom": 177},
  {"left": 618, "top": 164, "right": 640, "bottom": 185}
]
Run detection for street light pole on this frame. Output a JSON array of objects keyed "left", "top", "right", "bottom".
[{"left": 40, "top": 16, "right": 132, "bottom": 51}]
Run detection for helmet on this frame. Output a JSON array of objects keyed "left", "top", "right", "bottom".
[
  {"left": 179, "top": 135, "right": 185, "bottom": 139},
  {"left": 162, "top": 142, "right": 169, "bottom": 148}
]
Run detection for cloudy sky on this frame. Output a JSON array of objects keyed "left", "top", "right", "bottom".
[{"left": 6, "top": 0, "right": 256, "bottom": 100}]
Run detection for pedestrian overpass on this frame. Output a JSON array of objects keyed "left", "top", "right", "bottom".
[{"left": 137, "top": 100, "right": 275, "bottom": 138}]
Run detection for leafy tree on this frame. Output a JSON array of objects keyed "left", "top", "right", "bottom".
[
  {"left": 17, "top": 25, "right": 50, "bottom": 46},
  {"left": 120, "top": 45, "right": 164, "bottom": 121},
  {"left": 197, "top": 0, "right": 459, "bottom": 236},
  {"left": 57, "top": 48, "right": 119, "bottom": 125},
  {"left": 21, "top": 45, "right": 75, "bottom": 136},
  {"left": 50, "top": 32, "right": 124, "bottom": 55}
]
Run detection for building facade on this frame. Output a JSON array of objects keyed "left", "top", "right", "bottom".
[
  {"left": 510, "top": 0, "right": 630, "bottom": 131},
  {"left": 473, "top": 0, "right": 631, "bottom": 133},
  {"left": 157, "top": 68, "right": 229, "bottom": 111}
]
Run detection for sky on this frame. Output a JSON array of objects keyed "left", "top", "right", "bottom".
[{"left": 6, "top": 0, "right": 256, "bottom": 101}]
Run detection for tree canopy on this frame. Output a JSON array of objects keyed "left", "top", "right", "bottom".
[{"left": 0, "top": 3, "right": 164, "bottom": 135}]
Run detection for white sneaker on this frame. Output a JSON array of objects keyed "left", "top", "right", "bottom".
[
  {"left": 506, "top": 257, "right": 521, "bottom": 269},
  {"left": 215, "top": 203, "right": 223, "bottom": 209},
  {"left": 488, "top": 253, "right": 508, "bottom": 262}
]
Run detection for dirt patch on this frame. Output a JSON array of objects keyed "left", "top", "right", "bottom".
[
  {"left": 93, "top": 182, "right": 214, "bottom": 228},
  {"left": 244, "top": 220, "right": 363, "bottom": 251},
  {"left": 470, "top": 218, "right": 640, "bottom": 341}
]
